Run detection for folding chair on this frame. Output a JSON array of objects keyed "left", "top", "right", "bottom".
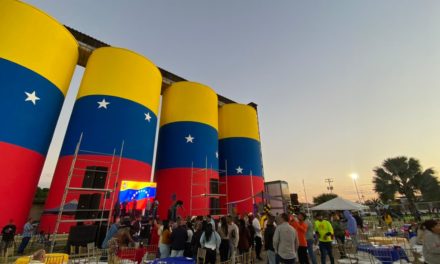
[
  {"left": 339, "top": 243, "right": 372, "bottom": 264},
  {"left": 371, "top": 248, "right": 394, "bottom": 264},
  {"left": 234, "top": 254, "right": 244, "bottom": 264},
  {"left": 197, "top": 248, "right": 207, "bottom": 264},
  {"left": 243, "top": 249, "right": 252, "bottom": 264}
]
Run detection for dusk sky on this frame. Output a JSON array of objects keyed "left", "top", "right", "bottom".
[{"left": 26, "top": 0, "right": 440, "bottom": 202}]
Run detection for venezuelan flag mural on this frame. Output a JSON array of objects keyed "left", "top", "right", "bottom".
[
  {"left": 119, "top": 181, "right": 157, "bottom": 210},
  {"left": 218, "top": 104, "right": 264, "bottom": 214},
  {"left": 0, "top": 0, "right": 78, "bottom": 229},
  {"left": 155, "top": 82, "right": 218, "bottom": 218},
  {"left": 40, "top": 47, "right": 161, "bottom": 233}
]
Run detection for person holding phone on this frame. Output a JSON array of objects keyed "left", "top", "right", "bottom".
[{"left": 314, "top": 213, "right": 334, "bottom": 264}]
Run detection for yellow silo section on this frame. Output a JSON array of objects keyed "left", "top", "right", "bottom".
[
  {"left": 160, "top": 82, "right": 218, "bottom": 130},
  {"left": 77, "top": 47, "right": 162, "bottom": 115},
  {"left": 219, "top": 104, "right": 260, "bottom": 141},
  {"left": 0, "top": 0, "right": 78, "bottom": 93}
]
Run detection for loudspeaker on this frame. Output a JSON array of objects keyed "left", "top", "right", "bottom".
[
  {"left": 82, "top": 169, "right": 95, "bottom": 188},
  {"left": 82, "top": 166, "right": 108, "bottom": 189},
  {"left": 88, "top": 193, "right": 101, "bottom": 219},
  {"left": 76, "top": 194, "right": 91, "bottom": 219},
  {"left": 210, "top": 198, "right": 220, "bottom": 215},
  {"left": 95, "top": 223, "right": 108, "bottom": 249},
  {"left": 67, "top": 225, "right": 98, "bottom": 247},
  {"left": 290, "top": 193, "right": 299, "bottom": 206},
  {"left": 93, "top": 166, "right": 108, "bottom": 189},
  {"left": 96, "top": 210, "right": 110, "bottom": 219}
]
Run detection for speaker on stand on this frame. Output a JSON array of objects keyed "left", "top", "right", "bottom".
[{"left": 75, "top": 194, "right": 91, "bottom": 220}]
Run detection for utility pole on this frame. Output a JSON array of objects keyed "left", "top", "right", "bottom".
[
  {"left": 302, "top": 179, "right": 311, "bottom": 217},
  {"left": 325, "top": 178, "right": 334, "bottom": 193}
]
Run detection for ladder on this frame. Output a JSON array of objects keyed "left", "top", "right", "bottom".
[
  {"left": 189, "top": 157, "right": 228, "bottom": 217},
  {"left": 50, "top": 133, "right": 124, "bottom": 252}
]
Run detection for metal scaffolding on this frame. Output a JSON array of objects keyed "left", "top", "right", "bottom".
[
  {"left": 189, "top": 157, "right": 228, "bottom": 216},
  {"left": 50, "top": 133, "right": 124, "bottom": 252}
]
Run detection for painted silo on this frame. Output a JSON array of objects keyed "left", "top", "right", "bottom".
[
  {"left": 155, "top": 82, "right": 218, "bottom": 218},
  {"left": 40, "top": 47, "right": 162, "bottom": 233},
  {"left": 219, "top": 104, "right": 264, "bottom": 214},
  {"left": 0, "top": 0, "right": 78, "bottom": 229}
]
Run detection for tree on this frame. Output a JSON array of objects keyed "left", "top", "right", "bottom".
[
  {"left": 364, "top": 198, "right": 381, "bottom": 207},
  {"left": 373, "top": 156, "right": 439, "bottom": 220},
  {"left": 313, "top": 193, "right": 338, "bottom": 205},
  {"left": 418, "top": 173, "right": 440, "bottom": 201},
  {"left": 33, "top": 187, "right": 49, "bottom": 204}
]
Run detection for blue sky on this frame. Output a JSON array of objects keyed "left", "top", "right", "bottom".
[{"left": 26, "top": 0, "right": 440, "bottom": 201}]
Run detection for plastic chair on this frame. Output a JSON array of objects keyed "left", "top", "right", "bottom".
[
  {"left": 143, "top": 245, "right": 158, "bottom": 261},
  {"left": 118, "top": 247, "right": 138, "bottom": 260},
  {"left": 371, "top": 248, "right": 394, "bottom": 264},
  {"left": 45, "top": 253, "right": 69, "bottom": 264}
]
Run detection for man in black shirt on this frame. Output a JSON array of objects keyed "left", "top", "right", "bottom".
[
  {"left": 170, "top": 218, "right": 188, "bottom": 257},
  {"left": 353, "top": 212, "right": 364, "bottom": 232},
  {"left": 264, "top": 216, "right": 276, "bottom": 264},
  {"left": 1, "top": 219, "right": 16, "bottom": 256}
]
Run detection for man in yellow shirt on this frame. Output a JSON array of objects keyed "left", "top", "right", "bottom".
[{"left": 314, "top": 213, "right": 334, "bottom": 264}]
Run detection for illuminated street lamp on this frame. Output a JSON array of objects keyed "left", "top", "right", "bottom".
[{"left": 350, "top": 173, "right": 362, "bottom": 203}]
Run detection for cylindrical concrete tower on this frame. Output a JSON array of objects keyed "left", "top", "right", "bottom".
[
  {"left": 218, "top": 104, "right": 264, "bottom": 215},
  {"left": 155, "top": 82, "right": 218, "bottom": 218},
  {"left": 40, "top": 47, "right": 162, "bottom": 233},
  {"left": 0, "top": 0, "right": 78, "bottom": 229}
]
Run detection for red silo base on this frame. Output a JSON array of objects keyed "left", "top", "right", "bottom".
[
  {"left": 220, "top": 176, "right": 264, "bottom": 216},
  {"left": 155, "top": 168, "right": 219, "bottom": 219},
  {"left": 0, "top": 142, "right": 45, "bottom": 232},
  {"left": 40, "top": 154, "right": 152, "bottom": 233}
]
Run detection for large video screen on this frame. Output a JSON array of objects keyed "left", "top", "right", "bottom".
[{"left": 119, "top": 181, "right": 157, "bottom": 209}]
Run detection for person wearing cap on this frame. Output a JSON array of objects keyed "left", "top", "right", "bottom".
[{"left": 315, "top": 213, "right": 334, "bottom": 264}]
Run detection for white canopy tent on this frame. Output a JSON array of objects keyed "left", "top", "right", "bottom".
[{"left": 310, "top": 197, "right": 368, "bottom": 211}]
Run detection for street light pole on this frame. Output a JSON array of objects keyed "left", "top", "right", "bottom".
[{"left": 351, "top": 173, "right": 362, "bottom": 203}]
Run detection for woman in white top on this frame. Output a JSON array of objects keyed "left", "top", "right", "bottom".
[
  {"left": 200, "top": 223, "right": 221, "bottom": 264},
  {"left": 422, "top": 220, "right": 440, "bottom": 264}
]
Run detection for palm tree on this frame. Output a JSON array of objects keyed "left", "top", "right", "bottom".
[
  {"left": 364, "top": 198, "right": 382, "bottom": 208},
  {"left": 373, "top": 156, "right": 438, "bottom": 220},
  {"left": 313, "top": 193, "right": 338, "bottom": 205},
  {"left": 418, "top": 171, "right": 440, "bottom": 201}
]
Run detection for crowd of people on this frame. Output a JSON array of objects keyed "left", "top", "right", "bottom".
[
  {"left": 99, "top": 210, "right": 364, "bottom": 264},
  {"left": 0, "top": 218, "right": 41, "bottom": 257},
  {"left": 3, "top": 208, "right": 440, "bottom": 264}
]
